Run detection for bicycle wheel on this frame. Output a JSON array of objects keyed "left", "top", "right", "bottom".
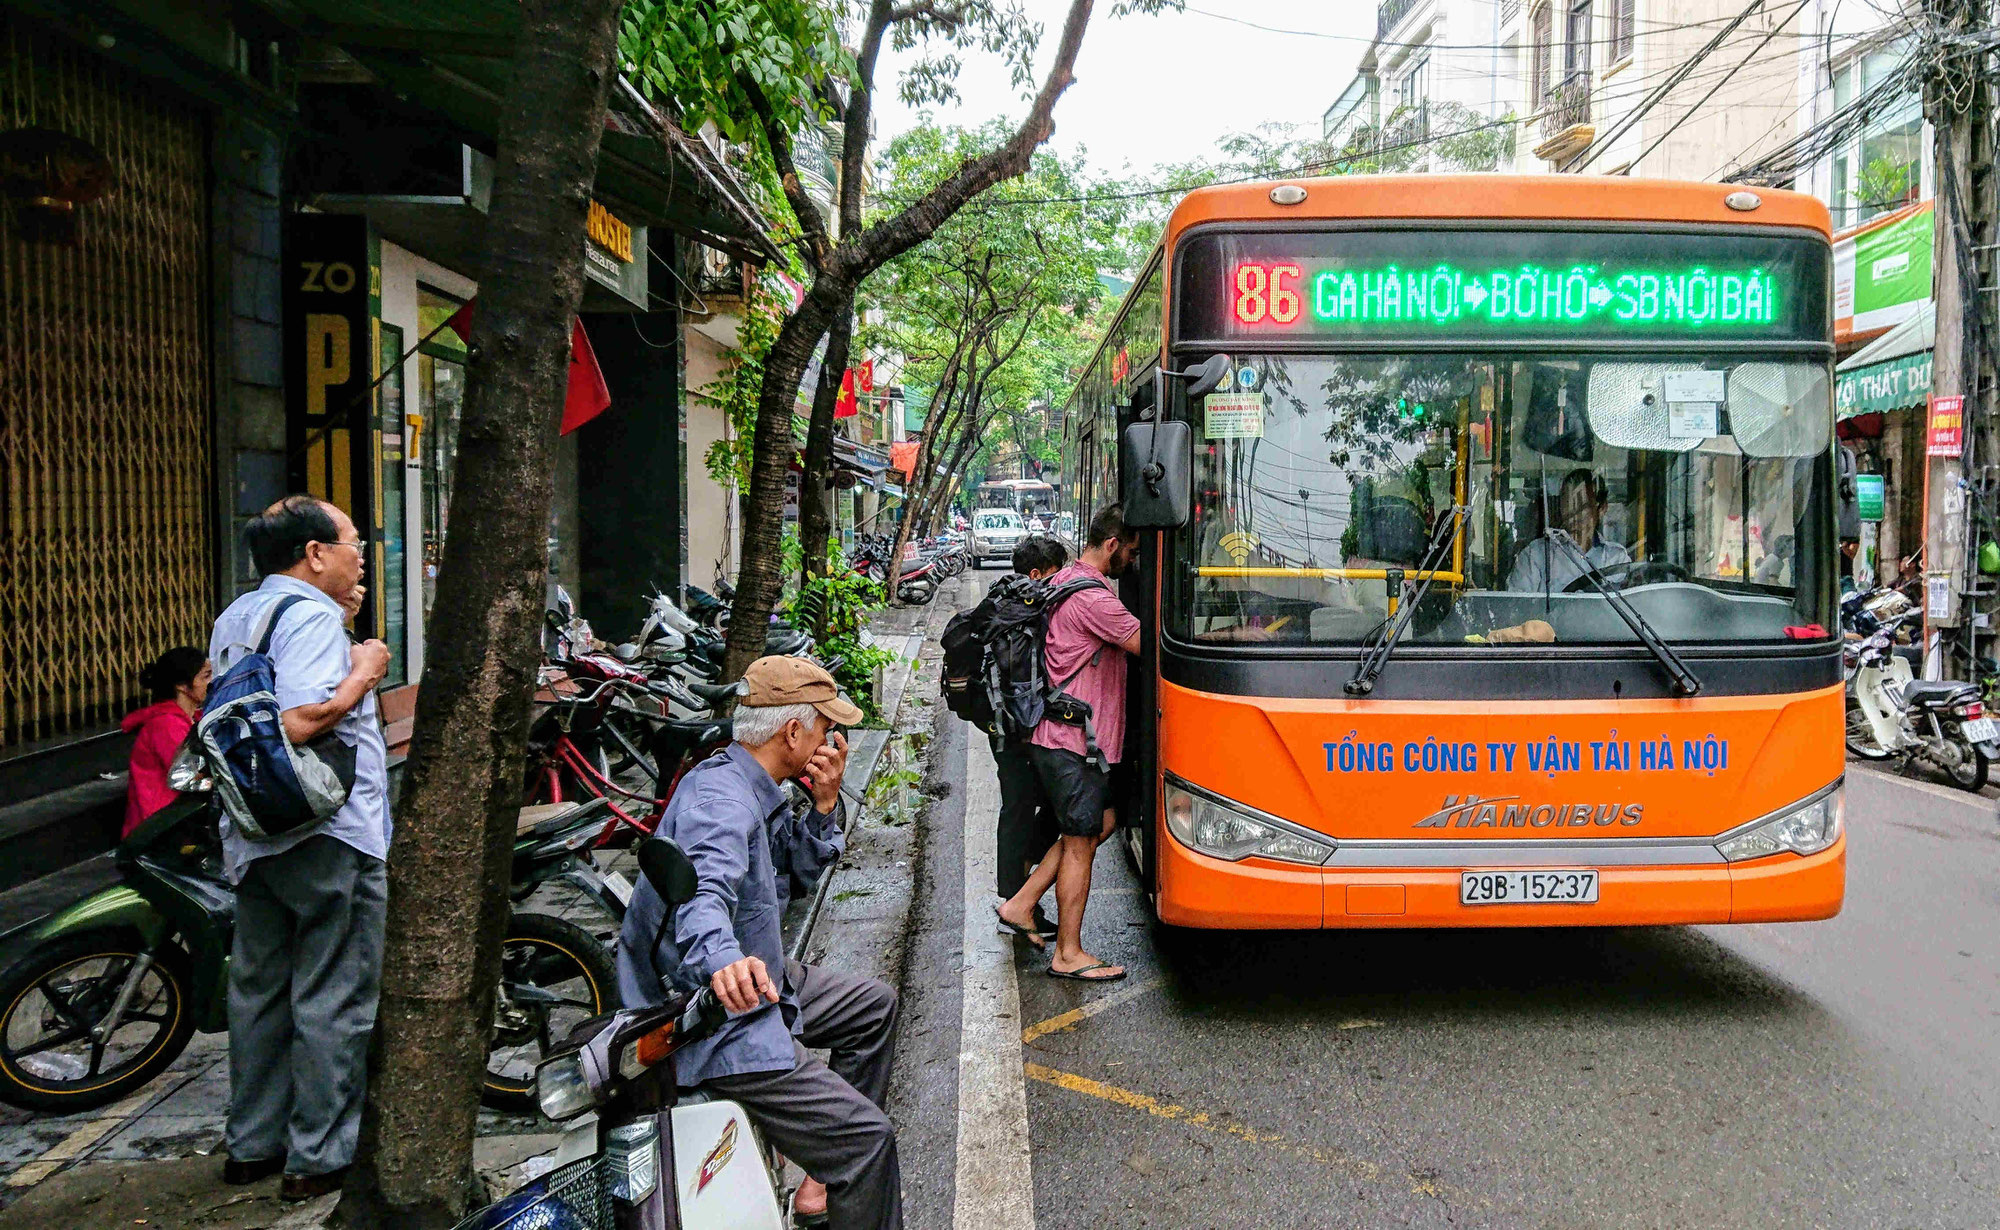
[
  {"left": 0, "top": 934, "right": 197, "bottom": 1113},
  {"left": 484, "top": 912, "right": 618, "bottom": 1112}
]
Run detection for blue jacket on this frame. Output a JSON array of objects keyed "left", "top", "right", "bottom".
[{"left": 615, "top": 742, "right": 844, "bottom": 1084}]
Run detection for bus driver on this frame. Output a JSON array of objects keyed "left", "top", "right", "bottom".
[{"left": 1507, "top": 468, "right": 1630, "bottom": 593}]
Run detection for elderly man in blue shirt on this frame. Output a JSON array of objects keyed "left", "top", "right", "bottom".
[
  {"left": 617, "top": 656, "right": 901, "bottom": 1229},
  {"left": 209, "top": 495, "right": 391, "bottom": 1203}
]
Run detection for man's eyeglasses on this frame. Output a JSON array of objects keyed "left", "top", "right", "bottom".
[{"left": 314, "top": 539, "right": 368, "bottom": 554}]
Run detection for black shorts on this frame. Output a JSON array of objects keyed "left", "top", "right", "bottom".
[{"left": 1027, "top": 744, "right": 1113, "bottom": 838}]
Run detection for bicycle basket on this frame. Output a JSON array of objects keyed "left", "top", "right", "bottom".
[{"left": 452, "top": 1154, "right": 614, "bottom": 1230}]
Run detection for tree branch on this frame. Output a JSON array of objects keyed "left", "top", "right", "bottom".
[
  {"left": 742, "top": 76, "right": 831, "bottom": 269},
  {"left": 842, "top": 0, "right": 1096, "bottom": 277}
]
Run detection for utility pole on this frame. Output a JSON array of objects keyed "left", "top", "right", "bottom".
[{"left": 1920, "top": 0, "right": 1996, "bottom": 677}]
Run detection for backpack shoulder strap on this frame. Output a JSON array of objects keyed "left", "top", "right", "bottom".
[
  {"left": 255, "top": 594, "right": 313, "bottom": 656},
  {"left": 1042, "top": 575, "right": 1108, "bottom": 612}
]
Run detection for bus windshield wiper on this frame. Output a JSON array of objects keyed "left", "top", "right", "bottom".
[
  {"left": 1346, "top": 505, "right": 1466, "bottom": 697},
  {"left": 1546, "top": 530, "right": 1703, "bottom": 697}
]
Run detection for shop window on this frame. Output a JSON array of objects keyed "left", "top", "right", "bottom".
[
  {"left": 378, "top": 324, "right": 408, "bottom": 687},
  {"left": 417, "top": 287, "right": 468, "bottom": 633}
]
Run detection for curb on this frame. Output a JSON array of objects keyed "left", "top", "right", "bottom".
[{"left": 791, "top": 581, "right": 956, "bottom": 989}]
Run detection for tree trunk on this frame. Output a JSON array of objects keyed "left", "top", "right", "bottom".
[
  {"left": 799, "top": 295, "right": 855, "bottom": 578},
  {"left": 723, "top": 282, "right": 842, "bottom": 681},
  {"left": 342, "top": 2, "right": 622, "bottom": 1223}
]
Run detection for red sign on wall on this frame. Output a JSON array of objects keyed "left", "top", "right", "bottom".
[{"left": 1928, "top": 394, "right": 1965, "bottom": 458}]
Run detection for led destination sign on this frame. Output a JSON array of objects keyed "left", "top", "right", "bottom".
[
  {"left": 1232, "top": 261, "right": 1780, "bottom": 330},
  {"left": 1176, "top": 229, "right": 1830, "bottom": 344}
]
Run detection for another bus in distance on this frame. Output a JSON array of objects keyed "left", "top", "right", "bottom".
[{"left": 1063, "top": 176, "right": 1843, "bottom": 929}]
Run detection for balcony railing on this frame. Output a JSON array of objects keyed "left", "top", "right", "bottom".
[
  {"left": 792, "top": 124, "right": 837, "bottom": 206},
  {"left": 1539, "top": 72, "right": 1591, "bottom": 137},
  {"left": 1377, "top": 0, "right": 1422, "bottom": 39}
]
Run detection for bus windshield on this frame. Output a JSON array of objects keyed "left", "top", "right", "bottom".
[{"left": 1173, "top": 352, "right": 1836, "bottom": 649}]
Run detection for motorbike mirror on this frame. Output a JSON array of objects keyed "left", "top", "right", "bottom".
[{"left": 638, "top": 837, "right": 700, "bottom": 906}]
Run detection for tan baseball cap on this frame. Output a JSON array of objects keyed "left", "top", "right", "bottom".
[{"left": 740, "top": 656, "right": 864, "bottom": 725}]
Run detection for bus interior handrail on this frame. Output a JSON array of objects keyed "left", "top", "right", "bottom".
[{"left": 1194, "top": 566, "right": 1466, "bottom": 584}]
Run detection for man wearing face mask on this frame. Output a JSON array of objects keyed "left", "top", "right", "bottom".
[
  {"left": 1508, "top": 468, "right": 1631, "bottom": 593},
  {"left": 616, "top": 656, "right": 901, "bottom": 1229}
]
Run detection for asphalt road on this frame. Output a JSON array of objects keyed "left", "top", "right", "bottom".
[{"left": 892, "top": 573, "right": 2000, "bottom": 1230}]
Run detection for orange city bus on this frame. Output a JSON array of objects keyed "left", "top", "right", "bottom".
[{"left": 1060, "top": 176, "right": 1845, "bottom": 929}]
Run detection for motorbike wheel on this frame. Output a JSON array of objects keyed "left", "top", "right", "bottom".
[
  {"left": 1844, "top": 699, "right": 1896, "bottom": 760},
  {"left": 0, "top": 934, "right": 197, "bottom": 1113},
  {"left": 484, "top": 911, "right": 619, "bottom": 1112},
  {"left": 1944, "top": 734, "right": 1990, "bottom": 792}
]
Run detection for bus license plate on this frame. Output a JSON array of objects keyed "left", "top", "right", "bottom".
[
  {"left": 1460, "top": 869, "right": 1599, "bottom": 905},
  {"left": 1961, "top": 716, "right": 1997, "bottom": 743}
]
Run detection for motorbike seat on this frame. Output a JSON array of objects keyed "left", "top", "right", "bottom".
[
  {"left": 652, "top": 718, "right": 730, "bottom": 757},
  {"left": 766, "top": 631, "right": 811, "bottom": 656},
  {"left": 517, "top": 797, "right": 611, "bottom": 838},
  {"left": 684, "top": 680, "right": 742, "bottom": 708},
  {"left": 1900, "top": 679, "right": 1976, "bottom": 709}
]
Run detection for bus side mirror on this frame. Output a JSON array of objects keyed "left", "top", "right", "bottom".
[{"left": 1122, "top": 421, "right": 1191, "bottom": 529}]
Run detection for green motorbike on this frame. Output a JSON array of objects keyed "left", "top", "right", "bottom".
[{"left": 0, "top": 793, "right": 622, "bottom": 1115}]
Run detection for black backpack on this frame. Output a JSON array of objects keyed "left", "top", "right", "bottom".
[{"left": 940, "top": 573, "right": 1107, "bottom": 744}]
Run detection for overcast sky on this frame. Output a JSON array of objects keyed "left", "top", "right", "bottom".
[{"left": 870, "top": 1, "right": 1375, "bottom": 180}]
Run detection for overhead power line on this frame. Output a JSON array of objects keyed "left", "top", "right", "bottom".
[
  {"left": 1606, "top": 0, "right": 1814, "bottom": 175},
  {"left": 1180, "top": 3, "right": 1897, "bottom": 54}
]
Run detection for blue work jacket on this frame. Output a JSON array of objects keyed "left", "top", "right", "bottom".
[{"left": 615, "top": 742, "right": 844, "bottom": 1084}]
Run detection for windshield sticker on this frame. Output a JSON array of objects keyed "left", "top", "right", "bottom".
[
  {"left": 1668, "top": 402, "right": 1719, "bottom": 439},
  {"left": 1205, "top": 392, "right": 1265, "bottom": 439},
  {"left": 1663, "top": 370, "right": 1727, "bottom": 402}
]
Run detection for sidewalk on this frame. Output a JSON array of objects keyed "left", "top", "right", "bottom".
[{"left": 0, "top": 588, "right": 953, "bottom": 1227}]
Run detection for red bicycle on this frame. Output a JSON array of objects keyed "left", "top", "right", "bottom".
[{"left": 524, "top": 662, "right": 732, "bottom": 845}]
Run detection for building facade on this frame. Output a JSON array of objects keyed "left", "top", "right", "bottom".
[{"left": 0, "top": 0, "right": 775, "bottom": 891}]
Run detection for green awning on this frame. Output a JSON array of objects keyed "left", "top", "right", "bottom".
[{"left": 1836, "top": 351, "right": 1932, "bottom": 418}]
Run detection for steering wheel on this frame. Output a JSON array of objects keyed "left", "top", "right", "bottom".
[{"left": 1562, "top": 560, "right": 1692, "bottom": 593}]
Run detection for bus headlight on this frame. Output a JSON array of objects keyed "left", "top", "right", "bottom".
[
  {"left": 1714, "top": 781, "right": 1843, "bottom": 862},
  {"left": 1163, "top": 775, "right": 1335, "bottom": 866}
]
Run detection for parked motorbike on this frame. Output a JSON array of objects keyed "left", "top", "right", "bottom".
[
  {"left": 460, "top": 837, "right": 788, "bottom": 1230},
  {"left": 0, "top": 783, "right": 622, "bottom": 1114},
  {"left": 1844, "top": 584, "right": 1999, "bottom": 791},
  {"left": 852, "top": 537, "right": 940, "bottom": 605}
]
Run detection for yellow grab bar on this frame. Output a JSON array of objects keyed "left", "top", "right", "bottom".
[{"left": 1195, "top": 566, "right": 1465, "bottom": 584}]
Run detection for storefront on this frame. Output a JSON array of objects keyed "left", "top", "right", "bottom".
[{"left": 1836, "top": 302, "right": 1934, "bottom": 587}]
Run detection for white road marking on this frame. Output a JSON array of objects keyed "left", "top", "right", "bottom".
[{"left": 954, "top": 731, "right": 1037, "bottom": 1230}]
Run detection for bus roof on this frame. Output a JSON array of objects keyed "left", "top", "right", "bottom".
[{"left": 1165, "top": 175, "right": 1831, "bottom": 244}]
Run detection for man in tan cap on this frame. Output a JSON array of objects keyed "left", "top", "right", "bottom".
[{"left": 616, "top": 656, "right": 904, "bottom": 1229}]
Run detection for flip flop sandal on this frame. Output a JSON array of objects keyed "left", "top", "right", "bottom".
[
  {"left": 993, "top": 903, "right": 1046, "bottom": 948},
  {"left": 1047, "top": 961, "right": 1127, "bottom": 982}
]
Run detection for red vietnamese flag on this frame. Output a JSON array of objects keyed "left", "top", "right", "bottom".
[
  {"left": 835, "top": 367, "right": 858, "bottom": 418},
  {"left": 441, "top": 301, "right": 611, "bottom": 435}
]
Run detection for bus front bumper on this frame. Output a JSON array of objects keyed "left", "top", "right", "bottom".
[{"left": 1154, "top": 827, "right": 1846, "bottom": 929}]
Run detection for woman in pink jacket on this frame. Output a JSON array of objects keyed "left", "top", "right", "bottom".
[{"left": 122, "top": 647, "right": 211, "bottom": 838}]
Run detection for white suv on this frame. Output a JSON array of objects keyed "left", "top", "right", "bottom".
[{"left": 969, "top": 508, "right": 1027, "bottom": 567}]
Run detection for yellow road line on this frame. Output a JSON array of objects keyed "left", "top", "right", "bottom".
[
  {"left": 1023, "top": 1062, "right": 1470, "bottom": 1203},
  {"left": 1020, "top": 978, "right": 1161, "bottom": 1045},
  {"left": 5, "top": 1087, "right": 158, "bottom": 1188}
]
